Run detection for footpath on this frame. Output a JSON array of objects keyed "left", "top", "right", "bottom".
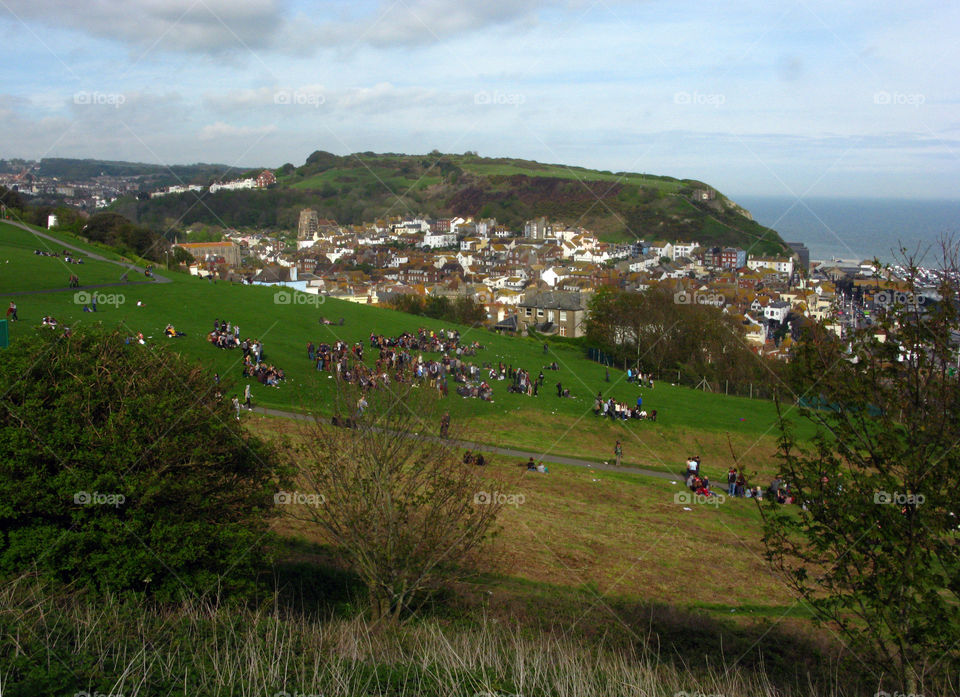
[{"left": 251, "top": 405, "right": 677, "bottom": 481}]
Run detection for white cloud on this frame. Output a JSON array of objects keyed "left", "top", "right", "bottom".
[{"left": 198, "top": 121, "right": 277, "bottom": 140}]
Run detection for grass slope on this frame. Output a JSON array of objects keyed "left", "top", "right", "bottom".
[{"left": 0, "top": 220, "right": 803, "bottom": 477}]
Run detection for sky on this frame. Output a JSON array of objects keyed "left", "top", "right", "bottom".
[{"left": 1, "top": 0, "right": 958, "bottom": 200}]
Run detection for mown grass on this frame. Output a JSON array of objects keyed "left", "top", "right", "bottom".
[
  {"left": 0, "top": 223, "right": 150, "bottom": 293},
  {"left": 0, "top": 219, "right": 809, "bottom": 478}
]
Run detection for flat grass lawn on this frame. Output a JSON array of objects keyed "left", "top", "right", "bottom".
[
  {"left": 0, "top": 223, "right": 811, "bottom": 478},
  {"left": 0, "top": 223, "right": 145, "bottom": 293}
]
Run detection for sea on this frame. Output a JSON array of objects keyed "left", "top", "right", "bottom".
[{"left": 733, "top": 196, "right": 960, "bottom": 266}]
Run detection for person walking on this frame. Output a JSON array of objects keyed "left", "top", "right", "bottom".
[
  {"left": 556, "top": 381, "right": 563, "bottom": 397},
  {"left": 231, "top": 395, "right": 241, "bottom": 420},
  {"left": 440, "top": 411, "right": 450, "bottom": 438},
  {"left": 243, "top": 383, "right": 252, "bottom": 410},
  {"left": 6, "top": 301, "right": 17, "bottom": 321},
  {"left": 614, "top": 440, "right": 623, "bottom": 467}
]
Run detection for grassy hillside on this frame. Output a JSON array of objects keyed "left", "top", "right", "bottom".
[
  {"left": 1, "top": 221, "right": 877, "bottom": 696},
  {"left": 0, "top": 221, "right": 805, "bottom": 482},
  {"left": 123, "top": 151, "right": 790, "bottom": 255}
]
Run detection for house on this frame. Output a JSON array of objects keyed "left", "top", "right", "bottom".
[
  {"left": 173, "top": 241, "right": 241, "bottom": 267},
  {"left": 711, "top": 247, "right": 746, "bottom": 269},
  {"left": 763, "top": 300, "right": 791, "bottom": 324},
  {"left": 256, "top": 170, "right": 277, "bottom": 188},
  {"left": 514, "top": 290, "right": 590, "bottom": 337}
]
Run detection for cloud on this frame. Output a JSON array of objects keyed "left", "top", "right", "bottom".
[
  {"left": 0, "top": 0, "right": 558, "bottom": 56},
  {"left": 0, "top": 0, "right": 289, "bottom": 55},
  {"left": 198, "top": 121, "right": 277, "bottom": 140}
]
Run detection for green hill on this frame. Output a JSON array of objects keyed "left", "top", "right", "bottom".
[
  {"left": 120, "top": 151, "right": 789, "bottom": 254},
  {"left": 0, "top": 219, "right": 803, "bottom": 483}
]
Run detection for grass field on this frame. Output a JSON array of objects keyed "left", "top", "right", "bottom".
[{"left": 0, "top": 220, "right": 807, "bottom": 482}]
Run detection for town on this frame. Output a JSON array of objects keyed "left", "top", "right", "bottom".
[{"left": 159, "top": 170, "right": 917, "bottom": 356}]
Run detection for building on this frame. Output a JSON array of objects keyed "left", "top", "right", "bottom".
[
  {"left": 787, "top": 242, "right": 810, "bottom": 274},
  {"left": 174, "top": 241, "right": 241, "bottom": 267},
  {"left": 297, "top": 209, "right": 319, "bottom": 240},
  {"left": 256, "top": 170, "right": 277, "bottom": 188},
  {"left": 763, "top": 300, "right": 791, "bottom": 324},
  {"left": 712, "top": 247, "right": 746, "bottom": 269},
  {"left": 523, "top": 217, "right": 553, "bottom": 241},
  {"left": 515, "top": 290, "right": 590, "bottom": 337}
]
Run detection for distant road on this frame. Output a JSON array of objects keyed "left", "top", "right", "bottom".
[
  {"left": 2, "top": 219, "right": 171, "bottom": 290},
  {"left": 250, "top": 405, "right": 677, "bottom": 481}
]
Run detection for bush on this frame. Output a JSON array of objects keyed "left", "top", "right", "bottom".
[{"left": 0, "top": 327, "right": 284, "bottom": 600}]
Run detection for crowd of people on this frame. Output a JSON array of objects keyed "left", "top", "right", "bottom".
[
  {"left": 305, "top": 327, "right": 490, "bottom": 399},
  {"left": 34, "top": 248, "right": 83, "bottom": 265},
  {"left": 207, "top": 319, "right": 242, "bottom": 348},
  {"left": 594, "top": 392, "right": 657, "bottom": 421},
  {"left": 207, "top": 319, "right": 284, "bottom": 388}
]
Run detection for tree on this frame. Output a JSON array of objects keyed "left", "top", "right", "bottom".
[
  {"left": 289, "top": 381, "right": 504, "bottom": 621},
  {"left": 0, "top": 328, "right": 283, "bottom": 600},
  {"left": 761, "top": 244, "right": 960, "bottom": 692}
]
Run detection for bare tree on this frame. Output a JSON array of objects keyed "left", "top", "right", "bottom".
[{"left": 288, "top": 379, "right": 505, "bottom": 621}]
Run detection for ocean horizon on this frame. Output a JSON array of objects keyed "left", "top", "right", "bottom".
[{"left": 733, "top": 196, "right": 960, "bottom": 266}]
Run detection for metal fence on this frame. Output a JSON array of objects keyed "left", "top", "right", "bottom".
[{"left": 586, "top": 347, "right": 784, "bottom": 402}]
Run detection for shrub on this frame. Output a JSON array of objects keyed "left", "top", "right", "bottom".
[{"left": 0, "top": 327, "right": 284, "bottom": 600}]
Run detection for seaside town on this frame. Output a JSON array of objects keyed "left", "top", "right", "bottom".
[{"left": 154, "top": 171, "right": 936, "bottom": 357}]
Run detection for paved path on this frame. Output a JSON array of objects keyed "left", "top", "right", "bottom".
[
  {"left": 3, "top": 219, "right": 172, "bottom": 288},
  {"left": 251, "top": 405, "right": 677, "bottom": 481}
]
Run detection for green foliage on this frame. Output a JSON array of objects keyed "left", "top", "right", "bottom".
[
  {"left": 762, "top": 249, "right": 960, "bottom": 689},
  {"left": 585, "top": 286, "right": 777, "bottom": 386},
  {"left": 388, "top": 294, "right": 486, "bottom": 326},
  {"left": 0, "top": 327, "right": 284, "bottom": 600}
]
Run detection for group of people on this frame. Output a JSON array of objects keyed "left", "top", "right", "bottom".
[
  {"left": 518, "top": 456, "right": 549, "bottom": 473},
  {"left": 594, "top": 393, "right": 657, "bottom": 421},
  {"left": 304, "top": 327, "right": 489, "bottom": 400},
  {"left": 207, "top": 319, "right": 242, "bottom": 349},
  {"left": 34, "top": 248, "right": 83, "bottom": 265},
  {"left": 625, "top": 369, "right": 654, "bottom": 389}
]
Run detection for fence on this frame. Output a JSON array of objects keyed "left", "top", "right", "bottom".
[{"left": 586, "top": 347, "right": 784, "bottom": 402}]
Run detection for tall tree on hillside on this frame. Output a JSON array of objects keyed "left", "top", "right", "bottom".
[{"left": 761, "top": 243, "right": 960, "bottom": 693}]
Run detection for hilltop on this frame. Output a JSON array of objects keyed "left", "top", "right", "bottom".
[{"left": 117, "top": 151, "right": 789, "bottom": 255}]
